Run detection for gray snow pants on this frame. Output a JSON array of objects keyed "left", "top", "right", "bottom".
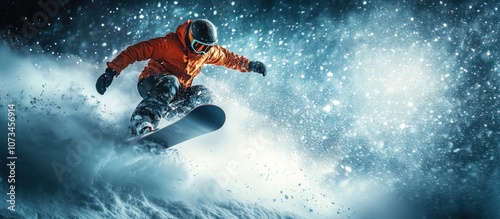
[{"left": 130, "top": 74, "right": 213, "bottom": 132}]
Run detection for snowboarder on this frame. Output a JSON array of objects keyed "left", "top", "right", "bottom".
[{"left": 95, "top": 19, "right": 267, "bottom": 135}]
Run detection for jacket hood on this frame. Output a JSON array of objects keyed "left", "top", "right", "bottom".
[{"left": 175, "top": 20, "right": 193, "bottom": 49}]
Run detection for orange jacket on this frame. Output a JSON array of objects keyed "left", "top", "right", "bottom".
[{"left": 107, "top": 20, "right": 251, "bottom": 88}]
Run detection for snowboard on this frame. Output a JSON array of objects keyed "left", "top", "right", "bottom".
[{"left": 128, "top": 104, "right": 225, "bottom": 148}]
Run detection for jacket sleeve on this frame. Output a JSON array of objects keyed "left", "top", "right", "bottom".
[
  {"left": 205, "top": 45, "right": 251, "bottom": 72},
  {"left": 106, "top": 37, "right": 169, "bottom": 75}
]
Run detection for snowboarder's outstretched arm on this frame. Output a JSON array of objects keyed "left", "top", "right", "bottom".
[
  {"left": 95, "top": 37, "right": 169, "bottom": 95},
  {"left": 107, "top": 37, "right": 169, "bottom": 75},
  {"left": 207, "top": 46, "right": 268, "bottom": 76}
]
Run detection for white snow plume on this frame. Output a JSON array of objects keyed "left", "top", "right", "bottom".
[{"left": 0, "top": 43, "right": 334, "bottom": 218}]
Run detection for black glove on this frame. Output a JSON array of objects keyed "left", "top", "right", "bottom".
[
  {"left": 249, "top": 61, "right": 267, "bottom": 76},
  {"left": 96, "top": 68, "right": 117, "bottom": 95}
]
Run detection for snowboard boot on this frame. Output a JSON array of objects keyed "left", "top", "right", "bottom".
[
  {"left": 130, "top": 108, "right": 160, "bottom": 136},
  {"left": 134, "top": 121, "right": 154, "bottom": 135}
]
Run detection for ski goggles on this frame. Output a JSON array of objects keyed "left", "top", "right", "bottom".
[{"left": 188, "top": 30, "right": 216, "bottom": 54}]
